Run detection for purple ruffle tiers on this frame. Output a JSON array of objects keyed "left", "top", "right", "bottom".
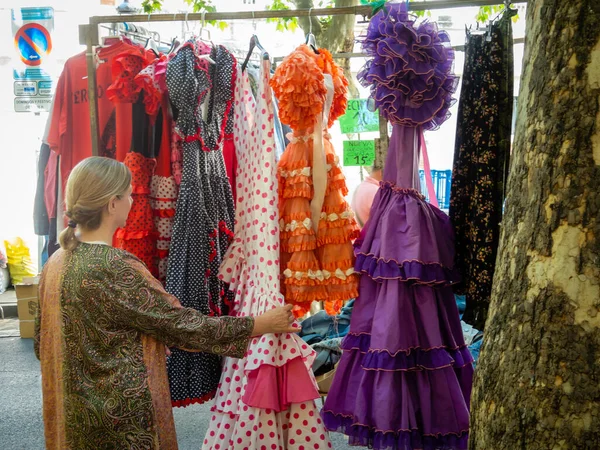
[
  {"left": 356, "top": 181, "right": 459, "bottom": 282},
  {"left": 357, "top": 2, "right": 458, "bottom": 130},
  {"left": 355, "top": 253, "right": 460, "bottom": 286},
  {"left": 322, "top": 412, "right": 469, "bottom": 450},
  {"left": 321, "top": 275, "right": 473, "bottom": 449},
  {"left": 322, "top": 172, "right": 472, "bottom": 449},
  {"left": 342, "top": 333, "right": 474, "bottom": 371}
]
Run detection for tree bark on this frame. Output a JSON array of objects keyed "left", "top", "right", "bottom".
[
  {"left": 469, "top": 1, "right": 600, "bottom": 449},
  {"left": 292, "top": 0, "right": 360, "bottom": 97}
]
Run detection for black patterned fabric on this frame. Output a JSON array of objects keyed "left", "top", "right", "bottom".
[
  {"left": 449, "top": 9, "right": 516, "bottom": 331},
  {"left": 165, "top": 42, "right": 237, "bottom": 406}
]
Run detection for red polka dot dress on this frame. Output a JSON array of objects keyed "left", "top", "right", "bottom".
[
  {"left": 202, "top": 61, "right": 331, "bottom": 449},
  {"left": 115, "top": 152, "right": 158, "bottom": 277}
]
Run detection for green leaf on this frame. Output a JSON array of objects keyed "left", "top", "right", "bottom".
[
  {"left": 141, "top": 0, "right": 160, "bottom": 13},
  {"left": 266, "top": 0, "right": 292, "bottom": 10},
  {"left": 476, "top": 4, "right": 515, "bottom": 22},
  {"left": 265, "top": 0, "right": 301, "bottom": 34}
]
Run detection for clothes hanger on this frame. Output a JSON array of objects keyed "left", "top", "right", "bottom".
[
  {"left": 173, "top": 12, "right": 214, "bottom": 63},
  {"left": 198, "top": 10, "right": 212, "bottom": 44},
  {"left": 305, "top": 8, "right": 319, "bottom": 54},
  {"left": 242, "top": 35, "right": 270, "bottom": 72},
  {"left": 199, "top": 15, "right": 217, "bottom": 63},
  {"left": 99, "top": 22, "right": 125, "bottom": 47},
  {"left": 196, "top": 11, "right": 216, "bottom": 64},
  {"left": 183, "top": 11, "right": 195, "bottom": 41},
  {"left": 167, "top": 13, "right": 181, "bottom": 54},
  {"left": 183, "top": 11, "right": 212, "bottom": 47},
  {"left": 101, "top": 34, "right": 123, "bottom": 47},
  {"left": 242, "top": 12, "right": 269, "bottom": 72},
  {"left": 144, "top": 15, "right": 161, "bottom": 56},
  {"left": 168, "top": 37, "right": 180, "bottom": 54},
  {"left": 484, "top": 0, "right": 517, "bottom": 39}
]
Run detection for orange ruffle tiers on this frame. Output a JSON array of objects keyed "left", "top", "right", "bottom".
[{"left": 272, "top": 46, "right": 359, "bottom": 318}]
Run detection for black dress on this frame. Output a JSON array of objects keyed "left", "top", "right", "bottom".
[
  {"left": 165, "top": 42, "right": 236, "bottom": 406},
  {"left": 449, "top": 9, "right": 516, "bottom": 331}
]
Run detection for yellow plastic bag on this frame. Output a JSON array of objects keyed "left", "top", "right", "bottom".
[{"left": 4, "top": 238, "right": 37, "bottom": 285}]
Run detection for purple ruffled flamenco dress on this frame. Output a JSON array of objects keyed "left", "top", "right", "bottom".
[{"left": 322, "top": 3, "right": 473, "bottom": 449}]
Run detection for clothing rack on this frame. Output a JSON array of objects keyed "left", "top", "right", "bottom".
[{"left": 79, "top": 0, "right": 529, "bottom": 156}]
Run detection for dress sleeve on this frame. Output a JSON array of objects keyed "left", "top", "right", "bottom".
[
  {"left": 106, "top": 51, "right": 147, "bottom": 103},
  {"left": 270, "top": 47, "right": 327, "bottom": 131},
  {"left": 97, "top": 255, "right": 254, "bottom": 358},
  {"left": 134, "top": 62, "right": 163, "bottom": 117}
]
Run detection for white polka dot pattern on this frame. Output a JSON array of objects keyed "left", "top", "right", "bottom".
[
  {"left": 203, "top": 61, "right": 331, "bottom": 448},
  {"left": 165, "top": 42, "right": 237, "bottom": 407}
]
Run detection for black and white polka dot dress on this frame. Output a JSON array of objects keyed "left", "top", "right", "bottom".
[{"left": 165, "top": 41, "right": 236, "bottom": 407}]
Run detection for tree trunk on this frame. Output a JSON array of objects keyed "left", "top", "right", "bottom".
[
  {"left": 469, "top": 1, "right": 600, "bottom": 449},
  {"left": 292, "top": 0, "right": 360, "bottom": 97}
]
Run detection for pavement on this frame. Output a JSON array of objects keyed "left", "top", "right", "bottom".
[{"left": 0, "top": 326, "right": 353, "bottom": 450}]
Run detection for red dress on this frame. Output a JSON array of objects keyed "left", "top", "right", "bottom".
[
  {"left": 109, "top": 47, "right": 160, "bottom": 277},
  {"left": 115, "top": 152, "right": 158, "bottom": 277}
]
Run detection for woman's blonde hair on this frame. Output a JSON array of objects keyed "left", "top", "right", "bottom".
[{"left": 59, "top": 157, "right": 131, "bottom": 251}]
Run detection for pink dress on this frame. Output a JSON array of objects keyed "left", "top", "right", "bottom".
[{"left": 202, "top": 61, "right": 332, "bottom": 449}]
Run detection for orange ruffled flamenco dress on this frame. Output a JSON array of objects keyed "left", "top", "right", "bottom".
[{"left": 271, "top": 45, "right": 359, "bottom": 317}]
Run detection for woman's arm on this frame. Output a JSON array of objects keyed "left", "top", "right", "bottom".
[
  {"left": 93, "top": 256, "right": 297, "bottom": 358},
  {"left": 95, "top": 257, "right": 254, "bottom": 358}
]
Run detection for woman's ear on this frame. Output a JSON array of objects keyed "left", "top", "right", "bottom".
[{"left": 107, "top": 195, "right": 118, "bottom": 216}]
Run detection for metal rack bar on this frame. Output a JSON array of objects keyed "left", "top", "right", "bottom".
[{"left": 87, "top": 0, "right": 528, "bottom": 27}]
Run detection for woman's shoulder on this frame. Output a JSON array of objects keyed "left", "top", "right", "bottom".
[
  {"left": 73, "top": 244, "right": 151, "bottom": 288},
  {"left": 72, "top": 243, "right": 141, "bottom": 271},
  {"left": 44, "top": 243, "right": 146, "bottom": 277}
]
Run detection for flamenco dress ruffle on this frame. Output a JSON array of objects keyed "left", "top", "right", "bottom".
[
  {"left": 203, "top": 62, "right": 331, "bottom": 450},
  {"left": 272, "top": 45, "right": 359, "bottom": 318},
  {"left": 322, "top": 130, "right": 473, "bottom": 450},
  {"left": 115, "top": 152, "right": 159, "bottom": 277},
  {"left": 322, "top": 3, "right": 471, "bottom": 449}
]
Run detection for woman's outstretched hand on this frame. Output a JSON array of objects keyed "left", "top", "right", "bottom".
[{"left": 252, "top": 304, "right": 299, "bottom": 336}]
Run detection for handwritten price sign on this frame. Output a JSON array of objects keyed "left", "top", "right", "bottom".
[
  {"left": 338, "top": 99, "right": 379, "bottom": 134},
  {"left": 343, "top": 140, "right": 376, "bottom": 167}
]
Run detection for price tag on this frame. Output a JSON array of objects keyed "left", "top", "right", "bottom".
[
  {"left": 343, "top": 140, "right": 375, "bottom": 167},
  {"left": 338, "top": 99, "right": 379, "bottom": 134}
]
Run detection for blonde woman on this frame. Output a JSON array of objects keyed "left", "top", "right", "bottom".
[{"left": 35, "top": 156, "right": 296, "bottom": 450}]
